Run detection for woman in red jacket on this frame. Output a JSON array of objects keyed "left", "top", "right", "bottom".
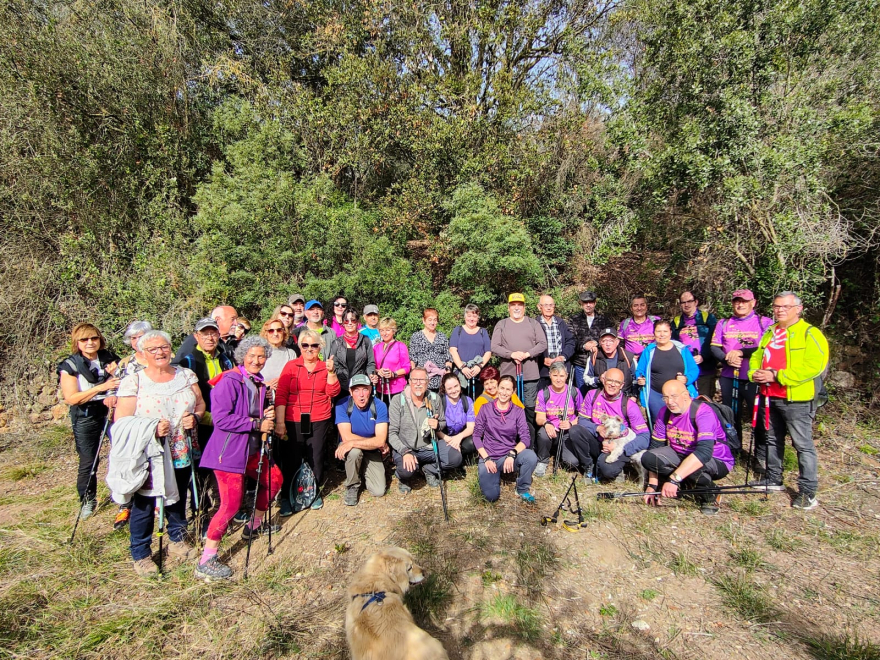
[{"left": 274, "top": 329, "right": 340, "bottom": 514}]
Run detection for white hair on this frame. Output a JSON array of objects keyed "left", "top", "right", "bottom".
[
  {"left": 136, "top": 330, "right": 172, "bottom": 352},
  {"left": 775, "top": 291, "right": 802, "bottom": 306}
]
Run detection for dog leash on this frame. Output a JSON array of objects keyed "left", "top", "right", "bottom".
[{"left": 353, "top": 591, "right": 387, "bottom": 612}]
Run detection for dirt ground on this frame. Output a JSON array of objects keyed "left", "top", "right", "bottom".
[{"left": 0, "top": 396, "right": 879, "bottom": 659}]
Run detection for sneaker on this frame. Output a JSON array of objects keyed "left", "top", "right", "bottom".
[
  {"left": 195, "top": 555, "right": 233, "bottom": 580},
  {"left": 344, "top": 487, "right": 359, "bottom": 507},
  {"left": 518, "top": 491, "right": 536, "bottom": 504},
  {"left": 80, "top": 499, "right": 97, "bottom": 521},
  {"left": 425, "top": 472, "right": 441, "bottom": 488},
  {"left": 533, "top": 461, "right": 548, "bottom": 478},
  {"left": 133, "top": 557, "right": 158, "bottom": 577},
  {"left": 278, "top": 499, "right": 294, "bottom": 518},
  {"left": 700, "top": 495, "right": 721, "bottom": 516},
  {"left": 613, "top": 472, "right": 626, "bottom": 483},
  {"left": 310, "top": 496, "right": 324, "bottom": 510},
  {"left": 113, "top": 506, "right": 131, "bottom": 530},
  {"left": 791, "top": 492, "right": 819, "bottom": 510},
  {"left": 167, "top": 540, "right": 194, "bottom": 560},
  {"left": 748, "top": 477, "right": 784, "bottom": 491},
  {"left": 398, "top": 481, "right": 412, "bottom": 495},
  {"left": 232, "top": 509, "right": 250, "bottom": 524},
  {"left": 241, "top": 521, "right": 281, "bottom": 541}
]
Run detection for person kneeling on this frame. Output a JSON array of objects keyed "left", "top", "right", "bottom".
[
  {"left": 640, "top": 380, "right": 734, "bottom": 515},
  {"left": 388, "top": 368, "right": 462, "bottom": 493},
  {"left": 335, "top": 375, "right": 389, "bottom": 506},
  {"left": 473, "top": 375, "right": 538, "bottom": 503}
]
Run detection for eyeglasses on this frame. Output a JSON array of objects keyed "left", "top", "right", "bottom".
[
  {"left": 661, "top": 392, "right": 685, "bottom": 402},
  {"left": 267, "top": 328, "right": 284, "bottom": 334},
  {"left": 343, "top": 319, "right": 358, "bottom": 325},
  {"left": 78, "top": 336, "right": 100, "bottom": 342},
  {"left": 145, "top": 345, "right": 172, "bottom": 355},
  {"left": 279, "top": 312, "right": 293, "bottom": 317},
  {"left": 605, "top": 379, "right": 624, "bottom": 386},
  {"left": 680, "top": 299, "right": 696, "bottom": 305},
  {"left": 410, "top": 378, "right": 427, "bottom": 383},
  {"left": 334, "top": 302, "right": 347, "bottom": 308},
  {"left": 772, "top": 304, "right": 799, "bottom": 311},
  {"left": 300, "top": 343, "right": 320, "bottom": 349}
]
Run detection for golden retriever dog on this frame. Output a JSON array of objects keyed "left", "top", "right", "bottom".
[{"left": 345, "top": 547, "right": 449, "bottom": 660}]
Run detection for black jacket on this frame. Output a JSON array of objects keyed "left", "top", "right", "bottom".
[
  {"left": 177, "top": 349, "right": 234, "bottom": 412},
  {"left": 329, "top": 333, "right": 377, "bottom": 394},
  {"left": 536, "top": 315, "right": 577, "bottom": 378},
  {"left": 568, "top": 311, "right": 616, "bottom": 367},
  {"left": 583, "top": 347, "right": 636, "bottom": 398}
]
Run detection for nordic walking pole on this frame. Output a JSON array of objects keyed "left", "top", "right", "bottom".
[
  {"left": 157, "top": 494, "right": 166, "bottom": 575},
  {"left": 69, "top": 409, "right": 113, "bottom": 544},
  {"left": 244, "top": 434, "right": 267, "bottom": 579},
  {"left": 552, "top": 367, "right": 577, "bottom": 475},
  {"left": 266, "top": 389, "right": 276, "bottom": 556},
  {"left": 425, "top": 396, "right": 449, "bottom": 522},
  {"left": 184, "top": 427, "right": 202, "bottom": 549},
  {"left": 597, "top": 487, "right": 769, "bottom": 500},
  {"left": 541, "top": 473, "right": 578, "bottom": 525}
]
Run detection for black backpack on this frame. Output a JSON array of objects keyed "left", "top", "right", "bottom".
[
  {"left": 541, "top": 386, "right": 578, "bottom": 419},
  {"left": 663, "top": 396, "right": 741, "bottom": 456},
  {"left": 347, "top": 395, "right": 378, "bottom": 418}
]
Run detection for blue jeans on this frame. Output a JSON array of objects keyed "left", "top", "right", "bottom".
[
  {"left": 129, "top": 467, "right": 190, "bottom": 561},
  {"left": 573, "top": 365, "right": 586, "bottom": 390},
  {"left": 477, "top": 449, "right": 538, "bottom": 502},
  {"left": 645, "top": 389, "right": 665, "bottom": 426}
]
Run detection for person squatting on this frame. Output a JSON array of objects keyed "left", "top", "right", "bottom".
[{"left": 59, "top": 289, "right": 829, "bottom": 578}]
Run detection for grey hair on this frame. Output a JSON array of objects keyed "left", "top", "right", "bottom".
[
  {"left": 549, "top": 362, "right": 569, "bottom": 376},
  {"left": 234, "top": 336, "right": 273, "bottom": 363},
  {"left": 137, "top": 330, "right": 172, "bottom": 352},
  {"left": 775, "top": 291, "right": 803, "bottom": 306},
  {"left": 124, "top": 320, "right": 153, "bottom": 339},
  {"left": 297, "top": 329, "right": 325, "bottom": 350},
  {"left": 464, "top": 303, "right": 480, "bottom": 315}
]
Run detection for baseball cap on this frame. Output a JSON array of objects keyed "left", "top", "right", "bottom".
[
  {"left": 349, "top": 374, "right": 372, "bottom": 389},
  {"left": 288, "top": 293, "right": 305, "bottom": 305},
  {"left": 194, "top": 317, "right": 219, "bottom": 333},
  {"left": 363, "top": 304, "right": 379, "bottom": 315},
  {"left": 304, "top": 299, "right": 323, "bottom": 310},
  {"left": 579, "top": 291, "right": 598, "bottom": 302},
  {"left": 599, "top": 327, "right": 618, "bottom": 339},
  {"left": 732, "top": 289, "right": 755, "bottom": 301},
  {"left": 508, "top": 293, "right": 525, "bottom": 304}
]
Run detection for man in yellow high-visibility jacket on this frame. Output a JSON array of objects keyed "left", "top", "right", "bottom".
[{"left": 748, "top": 292, "right": 829, "bottom": 510}]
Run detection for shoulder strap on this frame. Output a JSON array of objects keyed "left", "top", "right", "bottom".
[
  {"left": 541, "top": 386, "right": 551, "bottom": 407},
  {"left": 689, "top": 399, "right": 701, "bottom": 428},
  {"left": 673, "top": 314, "right": 682, "bottom": 329},
  {"left": 347, "top": 396, "right": 354, "bottom": 416},
  {"left": 621, "top": 317, "right": 632, "bottom": 334}
]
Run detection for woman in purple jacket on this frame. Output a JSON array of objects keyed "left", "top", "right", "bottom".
[
  {"left": 195, "top": 336, "right": 280, "bottom": 580},
  {"left": 473, "top": 375, "right": 538, "bottom": 503}
]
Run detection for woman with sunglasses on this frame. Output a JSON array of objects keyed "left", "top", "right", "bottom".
[
  {"left": 328, "top": 308, "right": 376, "bottom": 397},
  {"left": 328, "top": 296, "right": 353, "bottom": 336},
  {"left": 274, "top": 329, "right": 340, "bottom": 514},
  {"left": 270, "top": 304, "right": 301, "bottom": 349},
  {"left": 260, "top": 319, "right": 300, "bottom": 389},
  {"left": 58, "top": 323, "right": 121, "bottom": 521}
]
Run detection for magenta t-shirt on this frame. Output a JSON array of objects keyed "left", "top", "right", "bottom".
[
  {"left": 711, "top": 313, "right": 773, "bottom": 379},
  {"left": 578, "top": 391, "right": 649, "bottom": 435},
  {"left": 373, "top": 341, "right": 411, "bottom": 395},
  {"left": 536, "top": 387, "right": 582, "bottom": 428},
  {"left": 619, "top": 316, "right": 660, "bottom": 356},
  {"left": 652, "top": 404, "right": 734, "bottom": 470}
]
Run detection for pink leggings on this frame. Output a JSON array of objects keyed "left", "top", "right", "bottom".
[{"left": 207, "top": 452, "right": 282, "bottom": 542}]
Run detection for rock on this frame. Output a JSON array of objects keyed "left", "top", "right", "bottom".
[
  {"left": 52, "top": 404, "right": 68, "bottom": 420},
  {"left": 828, "top": 370, "right": 856, "bottom": 389},
  {"left": 36, "top": 393, "right": 56, "bottom": 407},
  {"left": 28, "top": 413, "right": 40, "bottom": 424},
  {"left": 631, "top": 619, "right": 650, "bottom": 631},
  {"left": 38, "top": 411, "right": 53, "bottom": 422}
]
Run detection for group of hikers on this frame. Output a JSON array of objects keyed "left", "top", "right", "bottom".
[{"left": 58, "top": 288, "right": 830, "bottom": 578}]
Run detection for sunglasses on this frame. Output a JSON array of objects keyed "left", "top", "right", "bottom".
[
  {"left": 343, "top": 319, "right": 358, "bottom": 325},
  {"left": 279, "top": 311, "right": 293, "bottom": 317},
  {"left": 300, "top": 343, "right": 320, "bottom": 349},
  {"left": 267, "top": 328, "right": 284, "bottom": 334},
  {"left": 334, "top": 302, "right": 347, "bottom": 307},
  {"left": 78, "top": 336, "right": 100, "bottom": 342}
]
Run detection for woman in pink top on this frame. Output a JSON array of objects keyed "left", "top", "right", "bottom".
[{"left": 370, "top": 317, "right": 411, "bottom": 400}]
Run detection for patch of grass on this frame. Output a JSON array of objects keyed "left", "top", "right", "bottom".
[
  {"left": 728, "top": 497, "right": 771, "bottom": 516},
  {"left": 766, "top": 528, "right": 803, "bottom": 552},
  {"left": 460, "top": 529, "right": 489, "bottom": 550},
  {"left": 404, "top": 569, "right": 454, "bottom": 626},
  {"left": 0, "top": 546, "right": 26, "bottom": 574},
  {"left": 481, "top": 569, "right": 502, "bottom": 586},
  {"left": 802, "top": 631, "right": 880, "bottom": 659},
  {"left": 480, "top": 594, "right": 542, "bottom": 641},
  {"left": 599, "top": 603, "right": 618, "bottom": 617},
  {"left": 729, "top": 548, "right": 768, "bottom": 572},
  {"left": 712, "top": 574, "right": 777, "bottom": 622},
  {"left": 857, "top": 444, "right": 879, "bottom": 457},
  {"left": 669, "top": 552, "right": 698, "bottom": 577},
  {"left": 467, "top": 470, "right": 493, "bottom": 506},
  {"left": 36, "top": 425, "right": 73, "bottom": 457},
  {"left": 783, "top": 447, "right": 798, "bottom": 472},
  {"left": 3, "top": 463, "right": 49, "bottom": 481},
  {"left": 821, "top": 530, "right": 880, "bottom": 558},
  {"left": 639, "top": 589, "right": 659, "bottom": 601},
  {"left": 514, "top": 539, "right": 556, "bottom": 594}
]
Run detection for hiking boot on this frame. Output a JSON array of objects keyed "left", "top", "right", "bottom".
[
  {"left": 241, "top": 521, "right": 281, "bottom": 541},
  {"left": 344, "top": 487, "right": 359, "bottom": 507},
  {"left": 232, "top": 509, "right": 250, "bottom": 524},
  {"left": 533, "top": 461, "right": 548, "bottom": 478},
  {"left": 310, "top": 496, "right": 324, "bottom": 510},
  {"left": 80, "top": 499, "right": 97, "bottom": 521},
  {"left": 278, "top": 499, "right": 294, "bottom": 518},
  {"left": 425, "top": 472, "right": 441, "bottom": 488},
  {"left": 113, "top": 506, "right": 131, "bottom": 530},
  {"left": 613, "top": 471, "right": 626, "bottom": 483},
  {"left": 133, "top": 557, "right": 158, "bottom": 577},
  {"left": 748, "top": 477, "right": 784, "bottom": 491},
  {"left": 398, "top": 481, "right": 412, "bottom": 495},
  {"left": 700, "top": 494, "right": 721, "bottom": 516},
  {"left": 167, "top": 540, "right": 194, "bottom": 560},
  {"left": 791, "top": 492, "right": 819, "bottom": 511},
  {"left": 195, "top": 555, "right": 233, "bottom": 581},
  {"left": 518, "top": 491, "right": 536, "bottom": 504}
]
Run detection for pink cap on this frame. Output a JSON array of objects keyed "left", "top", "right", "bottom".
[{"left": 732, "top": 289, "right": 755, "bottom": 301}]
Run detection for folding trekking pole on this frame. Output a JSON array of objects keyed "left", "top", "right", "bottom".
[
  {"left": 597, "top": 486, "right": 771, "bottom": 500},
  {"left": 266, "top": 389, "right": 276, "bottom": 556},
  {"left": 244, "top": 434, "right": 268, "bottom": 579},
  {"left": 541, "top": 473, "right": 578, "bottom": 525},
  {"left": 552, "top": 367, "right": 577, "bottom": 475},
  {"left": 562, "top": 479, "right": 587, "bottom": 531},
  {"left": 425, "top": 396, "right": 449, "bottom": 522},
  {"left": 157, "top": 495, "right": 166, "bottom": 575},
  {"left": 515, "top": 363, "right": 524, "bottom": 401},
  {"left": 69, "top": 409, "right": 113, "bottom": 544},
  {"left": 184, "top": 428, "right": 203, "bottom": 548}
]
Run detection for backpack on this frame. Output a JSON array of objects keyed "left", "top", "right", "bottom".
[
  {"left": 620, "top": 315, "right": 661, "bottom": 337},
  {"left": 290, "top": 462, "right": 317, "bottom": 512},
  {"left": 587, "top": 388, "right": 632, "bottom": 427},
  {"left": 663, "top": 397, "right": 741, "bottom": 455},
  {"left": 541, "top": 386, "right": 578, "bottom": 419},
  {"left": 440, "top": 394, "right": 470, "bottom": 415},
  {"left": 672, "top": 310, "right": 711, "bottom": 331},
  {"left": 347, "top": 395, "right": 378, "bottom": 418}
]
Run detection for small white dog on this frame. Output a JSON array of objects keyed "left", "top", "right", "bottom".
[{"left": 598, "top": 413, "right": 637, "bottom": 463}]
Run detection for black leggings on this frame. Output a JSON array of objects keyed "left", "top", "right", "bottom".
[
  {"left": 72, "top": 413, "right": 107, "bottom": 501},
  {"left": 719, "top": 377, "right": 766, "bottom": 455},
  {"left": 640, "top": 445, "right": 729, "bottom": 485},
  {"left": 281, "top": 418, "right": 332, "bottom": 498}
]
